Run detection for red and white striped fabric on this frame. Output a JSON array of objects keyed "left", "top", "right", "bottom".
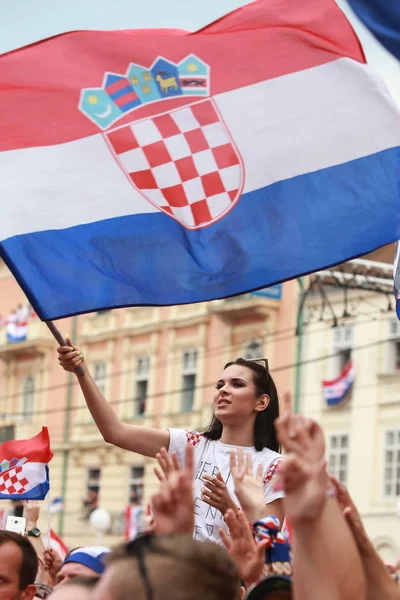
[
  {"left": 49, "top": 528, "right": 69, "bottom": 560},
  {"left": 323, "top": 361, "right": 354, "bottom": 406}
]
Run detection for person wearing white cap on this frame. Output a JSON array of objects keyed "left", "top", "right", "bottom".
[{"left": 54, "top": 546, "right": 110, "bottom": 589}]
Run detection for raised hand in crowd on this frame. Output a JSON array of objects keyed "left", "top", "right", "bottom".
[
  {"left": 332, "top": 476, "right": 400, "bottom": 600},
  {"left": 23, "top": 500, "right": 45, "bottom": 558},
  {"left": 57, "top": 335, "right": 85, "bottom": 373},
  {"left": 201, "top": 471, "right": 239, "bottom": 518},
  {"left": 219, "top": 508, "right": 270, "bottom": 589},
  {"left": 43, "top": 547, "right": 63, "bottom": 588},
  {"left": 274, "top": 402, "right": 327, "bottom": 526},
  {"left": 151, "top": 443, "right": 194, "bottom": 536},
  {"left": 35, "top": 555, "right": 53, "bottom": 589},
  {"left": 229, "top": 448, "right": 266, "bottom": 523},
  {"left": 153, "top": 447, "right": 181, "bottom": 482},
  {"left": 274, "top": 393, "right": 366, "bottom": 600}
]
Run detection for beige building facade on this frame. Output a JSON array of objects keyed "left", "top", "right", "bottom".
[
  {"left": 299, "top": 257, "right": 400, "bottom": 563},
  {"left": 0, "top": 258, "right": 297, "bottom": 548}
]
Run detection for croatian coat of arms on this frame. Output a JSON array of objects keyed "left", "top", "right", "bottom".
[{"left": 79, "top": 55, "right": 244, "bottom": 229}]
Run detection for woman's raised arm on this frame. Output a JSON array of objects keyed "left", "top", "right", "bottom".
[{"left": 57, "top": 338, "right": 170, "bottom": 458}]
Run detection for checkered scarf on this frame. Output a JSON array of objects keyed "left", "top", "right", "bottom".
[{"left": 253, "top": 515, "right": 292, "bottom": 577}]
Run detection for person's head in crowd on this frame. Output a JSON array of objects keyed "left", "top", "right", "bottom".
[
  {"left": 203, "top": 358, "right": 280, "bottom": 451},
  {"left": 48, "top": 576, "right": 99, "bottom": 600},
  {"left": 93, "top": 534, "right": 241, "bottom": 600},
  {"left": 54, "top": 546, "right": 110, "bottom": 589},
  {"left": 245, "top": 575, "right": 292, "bottom": 600},
  {"left": 0, "top": 530, "right": 38, "bottom": 600},
  {"left": 129, "top": 490, "right": 139, "bottom": 505}
]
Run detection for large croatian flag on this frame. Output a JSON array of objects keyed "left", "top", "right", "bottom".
[
  {"left": 0, "top": 427, "right": 53, "bottom": 500},
  {"left": 1, "top": 0, "right": 400, "bottom": 320},
  {"left": 323, "top": 361, "right": 355, "bottom": 407}
]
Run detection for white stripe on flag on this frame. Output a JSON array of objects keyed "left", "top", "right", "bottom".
[{"left": 1, "top": 58, "right": 400, "bottom": 240}]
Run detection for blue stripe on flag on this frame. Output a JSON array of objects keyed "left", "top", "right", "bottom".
[
  {"left": 7, "top": 333, "right": 27, "bottom": 343},
  {"left": 327, "top": 383, "right": 353, "bottom": 406},
  {"left": 348, "top": 0, "right": 400, "bottom": 61},
  {"left": 2, "top": 147, "right": 400, "bottom": 321}
]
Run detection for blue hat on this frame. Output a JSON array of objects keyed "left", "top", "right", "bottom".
[{"left": 63, "top": 546, "right": 111, "bottom": 575}]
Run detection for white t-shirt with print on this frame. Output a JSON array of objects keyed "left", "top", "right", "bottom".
[{"left": 168, "top": 429, "right": 284, "bottom": 545}]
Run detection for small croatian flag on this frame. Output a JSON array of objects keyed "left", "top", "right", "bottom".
[
  {"left": 0, "top": 427, "right": 53, "bottom": 500},
  {"left": 49, "top": 497, "right": 64, "bottom": 514},
  {"left": 322, "top": 361, "right": 355, "bottom": 407},
  {"left": 6, "top": 317, "right": 27, "bottom": 343}
]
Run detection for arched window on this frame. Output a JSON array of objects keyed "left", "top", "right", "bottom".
[{"left": 243, "top": 340, "right": 264, "bottom": 360}]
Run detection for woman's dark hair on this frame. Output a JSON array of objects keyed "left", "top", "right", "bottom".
[{"left": 203, "top": 358, "right": 280, "bottom": 452}]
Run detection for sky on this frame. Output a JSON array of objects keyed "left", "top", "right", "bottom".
[{"left": 1, "top": 0, "right": 399, "bottom": 102}]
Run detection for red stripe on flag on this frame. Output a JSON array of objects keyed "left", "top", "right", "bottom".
[
  {"left": 0, "top": 427, "right": 53, "bottom": 464},
  {"left": 106, "top": 79, "right": 131, "bottom": 95},
  {"left": 322, "top": 360, "right": 353, "bottom": 387},
  {"left": 50, "top": 528, "right": 69, "bottom": 560},
  {"left": 113, "top": 91, "right": 139, "bottom": 106},
  {"left": 0, "top": 0, "right": 365, "bottom": 151}
]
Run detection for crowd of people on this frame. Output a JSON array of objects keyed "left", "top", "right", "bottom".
[
  {"left": 0, "top": 303, "right": 36, "bottom": 343},
  {"left": 0, "top": 348, "right": 398, "bottom": 599},
  {"left": 2, "top": 393, "right": 400, "bottom": 599}
]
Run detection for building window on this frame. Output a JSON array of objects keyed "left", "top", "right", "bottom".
[
  {"left": 0, "top": 426, "right": 14, "bottom": 443},
  {"left": 181, "top": 350, "right": 198, "bottom": 412},
  {"left": 333, "top": 326, "right": 353, "bottom": 373},
  {"left": 327, "top": 434, "right": 349, "bottom": 486},
  {"left": 388, "top": 320, "right": 400, "bottom": 372},
  {"left": 134, "top": 357, "right": 149, "bottom": 415},
  {"left": 384, "top": 430, "right": 400, "bottom": 497},
  {"left": 83, "top": 468, "right": 100, "bottom": 519},
  {"left": 129, "top": 466, "right": 144, "bottom": 503},
  {"left": 93, "top": 362, "right": 107, "bottom": 395},
  {"left": 243, "top": 339, "right": 264, "bottom": 360},
  {"left": 22, "top": 375, "right": 35, "bottom": 421}
]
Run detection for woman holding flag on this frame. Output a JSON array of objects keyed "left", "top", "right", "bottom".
[{"left": 57, "top": 338, "right": 284, "bottom": 544}]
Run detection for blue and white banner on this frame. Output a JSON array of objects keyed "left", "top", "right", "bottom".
[{"left": 323, "top": 361, "right": 355, "bottom": 407}]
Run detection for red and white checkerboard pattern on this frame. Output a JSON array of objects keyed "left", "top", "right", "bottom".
[
  {"left": 185, "top": 430, "right": 203, "bottom": 447},
  {"left": 0, "top": 466, "right": 29, "bottom": 495},
  {"left": 106, "top": 99, "right": 242, "bottom": 228},
  {"left": 263, "top": 459, "right": 282, "bottom": 485}
]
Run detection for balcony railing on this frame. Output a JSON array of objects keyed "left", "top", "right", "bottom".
[{"left": 0, "top": 320, "right": 54, "bottom": 361}]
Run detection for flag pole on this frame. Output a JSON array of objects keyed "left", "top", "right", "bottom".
[{"left": 45, "top": 321, "right": 85, "bottom": 377}]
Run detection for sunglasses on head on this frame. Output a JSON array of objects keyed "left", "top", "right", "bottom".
[
  {"left": 124, "top": 533, "right": 158, "bottom": 600},
  {"left": 124, "top": 533, "right": 187, "bottom": 600},
  {"left": 34, "top": 584, "right": 52, "bottom": 599},
  {"left": 247, "top": 357, "right": 269, "bottom": 372}
]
